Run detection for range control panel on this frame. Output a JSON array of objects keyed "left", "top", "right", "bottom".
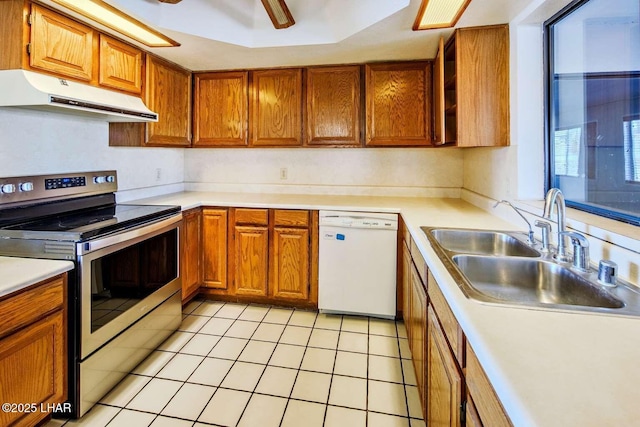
[{"left": 0, "top": 171, "right": 117, "bottom": 206}]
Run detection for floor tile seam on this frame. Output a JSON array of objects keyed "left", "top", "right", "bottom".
[
  {"left": 105, "top": 352, "right": 180, "bottom": 408},
  {"left": 324, "top": 318, "right": 346, "bottom": 426},
  {"left": 210, "top": 337, "right": 258, "bottom": 391},
  {"left": 395, "top": 329, "right": 413, "bottom": 420},
  {"left": 123, "top": 375, "right": 186, "bottom": 415}
]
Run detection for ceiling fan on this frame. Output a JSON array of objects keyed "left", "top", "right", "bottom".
[{"left": 157, "top": 0, "right": 295, "bottom": 29}]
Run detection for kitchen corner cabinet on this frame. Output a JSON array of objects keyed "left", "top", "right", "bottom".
[
  {"left": 193, "top": 71, "right": 249, "bottom": 147},
  {"left": 145, "top": 55, "right": 192, "bottom": 146},
  {"left": 109, "top": 55, "right": 191, "bottom": 147},
  {"left": 365, "top": 62, "right": 432, "bottom": 146},
  {"left": 306, "top": 66, "right": 361, "bottom": 146},
  {"left": 0, "top": 274, "right": 67, "bottom": 427},
  {"left": 251, "top": 68, "right": 303, "bottom": 146},
  {"left": 437, "top": 25, "right": 510, "bottom": 147},
  {"left": 182, "top": 208, "right": 203, "bottom": 303}
]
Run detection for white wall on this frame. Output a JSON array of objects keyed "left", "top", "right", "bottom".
[
  {"left": 184, "top": 147, "right": 464, "bottom": 197},
  {"left": 0, "top": 107, "right": 184, "bottom": 201}
]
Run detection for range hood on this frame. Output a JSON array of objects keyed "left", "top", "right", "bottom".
[{"left": 0, "top": 70, "right": 158, "bottom": 123}]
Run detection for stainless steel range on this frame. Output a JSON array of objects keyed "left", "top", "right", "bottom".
[{"left": 0, "top": 171, "right": 182, "bottom": 418}]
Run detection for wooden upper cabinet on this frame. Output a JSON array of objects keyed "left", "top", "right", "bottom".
[
  {"left": 251, "top": 68, "right": 303, "bottom": 146},
  {"left": 306, "top": 66, "right": 361, "bottom": 146},
  {"left": 446, "top": 25, "right": 510, "bottom": 147},
  {"left": 194, "top": 71, "right": 249, "bottom": 146},
  {"left": 433, "top": 37, "right": 446, "bottom": 145},
  {"left": 365, "top": 62, "right": 432, "bottom": 146},
  {"left": 98, "top": 34, "right": 143, "bottom": 94},
  {"left": 29, "top": 4, "right": 95, "bottom": 82},
  {"left": 145, "top": 55, "right": 192, "bottom": 146}
]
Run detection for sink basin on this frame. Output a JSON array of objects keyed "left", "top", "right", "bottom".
[
  {"left": 428, "top": 228, "right": 540, "bottom": 257},
  {"left": 452, "top": 255, "right": 624, "bottom": 309},
  {"left": 422, "top": 226, "right": 640, "bottom": 316}
]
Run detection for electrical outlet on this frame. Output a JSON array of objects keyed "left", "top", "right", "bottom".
[
  {"left": 156, "top": 168, "right": 161, "bottom": 181},
  {"left": 280, "top": 167, "right": 288, "bottom": 180}
]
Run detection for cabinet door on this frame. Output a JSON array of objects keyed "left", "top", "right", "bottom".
[
  {"left": 194, "top": 71, "right": 249, "bottom": 146},
  {"left": 0, "top": 311, "right": 66, "bottom": 427},
  {"left": 271, "top": 227, "right": 309, "bottom": 300},
  {"left": 99, "top": 34, "right": 142, "bottom": 94},
  {"left": 466, "top": 343, "right": 513, "bottom": 427},
  {"left": 30, "top": 4, "right": 94, "bottom": 82},
  {"left": 402, "top": 242, "right": 412, "bottom": 348},
  {"left": 145, "top": 55, "right": 192, "bottom": 146},
  {"left": 433, "top": 37, "right": 446, "bottom": 145},
  {"left": 456, "top": 25, "right": 509, "bottom": 147},
  {"left": 251, "top": 68, "right": 302, "bottom": 146},
  {"left": 202, "top": 209, "right": 228, "bottom": 290},
  {"left": 427, "top": 305, "right": 463, "bottom": 427},
  {"left": 306, "top": 66, "right": 361, "bottom": 146},
  {"left": 182, "top": 208, "right": 202, "bottom": 301},
  {"left": 410, "top": 263, "right": 427, "bottom": 418},
  {"left": 466, "top": 392, "right": 484, "bottom": 427},
  {"left": 234, "top": 226, "right": 269, "bottom": 296},
  {"left": 365, "top": 62, "right": 432, "bottom": 146}
]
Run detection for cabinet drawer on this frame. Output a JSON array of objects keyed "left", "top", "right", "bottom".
[
  {"left": 235, "top": 208, "right": 268, "bottom": 225},
  {"left": 466, "top": 343, "right": 513, "bottom": 427},
  {"left": 428, "top": 270, "right": 464, "bottom": 366},
  {"left": 274, "top": 210, "right": 309, "bottom": 227},
  {"left": 0, "top": 275, "right": 65, "bottom": 338},
  {"left": 410, "top": 239, "right": 428, "bottom": 284}
]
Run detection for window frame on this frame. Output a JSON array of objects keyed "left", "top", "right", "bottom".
[{"left": 544, "top": 0, "right": 640, "bottom": 226}]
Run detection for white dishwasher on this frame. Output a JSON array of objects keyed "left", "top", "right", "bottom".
[{"left": 318, "top": 210, "right": 398, "bottom": 319}]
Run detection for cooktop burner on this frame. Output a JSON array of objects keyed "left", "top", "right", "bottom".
[{"left": 4, "top": 204, "right": 180, "bottom": 240}]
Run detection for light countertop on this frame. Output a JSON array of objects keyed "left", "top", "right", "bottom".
[
  {"left": 0, "top": 256, "right": 73, "bottom": 298},
  {"left": 134, "top": 191, "right": 640, "bottom": 427}
]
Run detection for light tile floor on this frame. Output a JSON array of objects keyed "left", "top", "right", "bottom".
[{"left": 46, "top": 300, "right": 426, "bottom": 427}]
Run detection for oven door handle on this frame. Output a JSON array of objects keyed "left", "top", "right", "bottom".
[{"left": 77, "top": 214, "right": 182, "bottom": 255}]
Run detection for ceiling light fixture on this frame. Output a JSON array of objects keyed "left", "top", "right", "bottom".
[
  {"left": 50, "top": 0, "right": 180, "bottom": 47},
  {"left": 413, "top": 0, "right": 472, "bottom": 30},
  {"left": 261, "top": 0, "right": 295, "bottom": 29}
]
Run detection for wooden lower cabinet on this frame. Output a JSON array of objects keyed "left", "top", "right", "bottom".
[
  {"left": 202, "top": 208, "right": 229, "bottom": 291},
  {"left": 410, "top": 263, "right": 428, "bottom": 418},
  {"left": 270, "top": 227, "right": 309, "bottom": 300},
  {"left": 0, "top": 275, "right": 67, "bottom": 427},
  {"left": 196, "top": 207, "right": 317, "bottom": 308},
  {"left": 465, "top": 392, "right": 484, "bottom": 427},
  {"left": 181, "top": 208, "right": 202, "bottom": 302},
  {"left": 233, "top": 225, "right": 269, "bottom": 297},
  {"left": 466, "top": 343, "right": 513, "bottom": 427},
  {"left": 427, "top": 304, "right": 463, "bottom": 427}
]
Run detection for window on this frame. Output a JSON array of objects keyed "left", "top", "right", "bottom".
[{"left": 545, "top": 0, "right": 640, "bottom": 225}]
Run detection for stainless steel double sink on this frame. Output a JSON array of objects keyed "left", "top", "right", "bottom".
[{"left": 423, "top": 227, "right": 640, "bottom": 317}]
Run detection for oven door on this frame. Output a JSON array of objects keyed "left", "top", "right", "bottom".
[{"left": 77, "top": 214, "right": 181, "bottom": 359}]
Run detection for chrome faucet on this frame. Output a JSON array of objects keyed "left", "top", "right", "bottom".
[
  {"left": 493, "top": 200, "right": 535, "bottom": 245},
  {"left": 542, "top": 188, "right": 571, "bottom": 262}
]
